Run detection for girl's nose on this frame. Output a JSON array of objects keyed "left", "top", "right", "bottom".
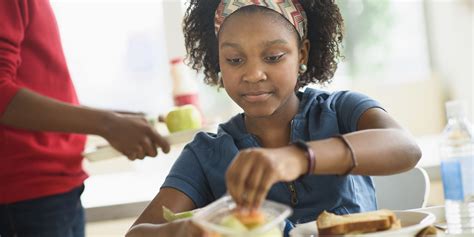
[{"left": 242, "top": 64, "right": 267, "bottom": 83}]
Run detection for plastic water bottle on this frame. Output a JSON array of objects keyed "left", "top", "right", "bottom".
[
  {"left": 440, "top": 100, "right": 474, "bottom": 234},
  {"left": 169, "top": 57, "right": 200, "bottom": 109}
]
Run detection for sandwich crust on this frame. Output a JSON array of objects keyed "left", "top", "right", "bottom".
[{"left": 316, "top": 209, "right": 400, "bottom": 235}]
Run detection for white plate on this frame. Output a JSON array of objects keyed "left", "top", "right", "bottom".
[
  {"left": 82, "top": 125, "right": 216, "bottom": 161},
  {"left": 289, "top": 210, "right": 436, "bottom": 237}
]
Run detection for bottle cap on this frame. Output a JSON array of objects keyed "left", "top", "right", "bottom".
[
  {"left": 445, "top": 100, "right": 467, "bottom": 119},
  {"left": 170, "top": 57, "right": 183, "bottom": 65}
]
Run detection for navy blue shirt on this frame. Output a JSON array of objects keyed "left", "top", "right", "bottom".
[{"left": 162, "top": 88, "right": 383, "bottom": 223}]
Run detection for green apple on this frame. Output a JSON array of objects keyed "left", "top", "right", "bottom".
[{"left": 165, "top": 105, "right": 202, "bottom": 133}]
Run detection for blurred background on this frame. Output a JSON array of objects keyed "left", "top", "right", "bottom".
[{"left": 50, "top": 0, "right": 472, "bottom": 235}]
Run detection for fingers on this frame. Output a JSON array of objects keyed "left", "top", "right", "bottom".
[
  {"left": 125, "top": 152, "right": 135, "bottom": 161},
  {"left": 149, "top": 129, "right": 170, "bottom": 154},
  {"left": 158, "top": 115, "right": 166, "bottom": 123},
  {"left": 252, "top": 169, "right": 275, "bottom": 208},
  {"left": 233, "top": 155, "right": 255, "bottom": 207},
  {"left": 130, "top": 136, "right": 158, "bottom": 160},
  {"left": 130, "top": 114, "right": 169, "bottom": 154},
  {"left": 125, "top": 146, "right": 144, "bottom": 161},
  {"left": 137, "top": 144, "right": 146, "bottom": 159},
  {"left": 244, "top": 163, "right": 265, "bottom": 209},
  {"left": 123, "top": 131, "right": 167, "bottom": 160},
  {"left": 226, "top": 150, "right": 255, "bottom": 207},
  {"left": 150, "top": 141, "right": 158, "bottom": 157},
  {"left": 142, "top": 137, "right": 158, "bottom": 157},
  {"left": 173, "top": 220, "right": 210, "bottom": 237},
  {"left": 226, "top": 149, "right": 281, "bottom": 210},
  {"left": 188, "top": 221, "right": 210, "bottom": 237},
  {"left": 246, "top": 168, "right": 271, "bottom": 209},
  {"left": 225, "top": 157, "right": 240, "bottom": 206},
  {"left": 107, "top": 114, "right": 172, "bottom": 160}
]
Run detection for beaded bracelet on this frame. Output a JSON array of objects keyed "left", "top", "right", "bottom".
[
  {"left": 334, "top": 134, "right": 358, "bottom": 176},
  {"left": 292, "top": 140, "right": 316, "bottom": 176}
]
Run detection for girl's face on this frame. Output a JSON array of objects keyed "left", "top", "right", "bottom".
[{"left": 218, "top": 10, "right": 309, "bottom": 119}]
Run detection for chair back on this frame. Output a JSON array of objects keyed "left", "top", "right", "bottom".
[{"left": 372, "top": 167, "right": 430, "bottom": 210}]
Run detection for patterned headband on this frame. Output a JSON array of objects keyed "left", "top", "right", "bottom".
[{"left": 214, "top": 0, "right": 308, "bottom": 39}]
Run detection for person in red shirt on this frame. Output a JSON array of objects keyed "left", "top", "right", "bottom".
[{"left": 0, "top": 1, "right": 170, "bottom": 236}]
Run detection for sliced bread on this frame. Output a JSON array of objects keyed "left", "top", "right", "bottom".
[{"left": 317, "top": 209, "right": 400, "bottom": 235}]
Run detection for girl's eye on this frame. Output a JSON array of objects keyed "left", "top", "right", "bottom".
[
  {"left": 264, "top": 54, "right": 285, "bottom": 63},
  {"left": 226, "top": 58, "right": 244, "bottom": 65}
]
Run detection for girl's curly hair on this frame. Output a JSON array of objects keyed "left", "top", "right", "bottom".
[{"left": 183, "top": 0, "right": 344, "bottom": 88}]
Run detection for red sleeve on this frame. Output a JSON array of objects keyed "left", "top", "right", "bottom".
[{"left": 0, "top": 0, "right": 28, "bottom": 115}]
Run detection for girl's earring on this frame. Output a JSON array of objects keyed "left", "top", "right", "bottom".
[
  {"left": 299, "top": 64, "right": 307, "bottom": 75},
  {"left": 217, "top": 72, "right": 223, "bottom": 87}
]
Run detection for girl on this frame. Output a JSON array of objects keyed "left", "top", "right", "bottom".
[{"left": 127, "top": 0, "right": 421, "bottom": 236}]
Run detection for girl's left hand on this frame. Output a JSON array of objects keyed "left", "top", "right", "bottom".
[{"left": 225, "top": 146, "right": 307, "bottom": 209}]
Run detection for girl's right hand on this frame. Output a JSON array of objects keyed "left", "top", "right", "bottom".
[
  {"left": 101, "top": 113, "right": 170, "bottom": 160},
  {"left": 168, "top": 220, "right": 211, "bottom": 237},
  {"left": 225, "top": 146, "right": 307, "bottom": 209}
]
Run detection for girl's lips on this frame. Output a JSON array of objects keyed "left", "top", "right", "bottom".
[{"left": 242, "top": 92, "right": 272, "bottom": 102}]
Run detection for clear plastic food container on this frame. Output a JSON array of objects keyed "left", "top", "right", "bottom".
[{"left": 193, "top": 195, "right": 292, "bottom": 237}]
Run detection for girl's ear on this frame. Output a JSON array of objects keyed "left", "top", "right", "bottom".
[{"left": 299, "top": 39, "right": 310, "bottom": 65}]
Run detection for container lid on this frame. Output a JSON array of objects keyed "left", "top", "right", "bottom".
[
  {"left": 445, "top": 100, "right": 467, "bottom": 119},
  {"left": 193, "top": 195, "right": 292, "bottom": 236},
  {"left": 170, "top": 57, "right": 184, "bottom": 65}
]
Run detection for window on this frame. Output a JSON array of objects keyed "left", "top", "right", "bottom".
[{"left": 335, "top": 0, "right": 431, "bottom": 83}]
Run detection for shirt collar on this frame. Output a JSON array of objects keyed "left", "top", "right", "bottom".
[{"left": 218, "top": 88, "right": 322, "bottom": 148}]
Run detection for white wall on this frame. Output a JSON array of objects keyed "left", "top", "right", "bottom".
[
  {"left": 162, "top": 0, "right": 186, "bottom": 59},
  {"left": 53, "top": 0, "right": 238, "bottom": 122},
  {"left": 52, "top": 1, "right": 174, "bottom": 116},
  {"left": 326, "top": 0, "right": 473, "bottom": 136},
  {"left": 425, "top": 0, "right": 473, "bottom": 121}
]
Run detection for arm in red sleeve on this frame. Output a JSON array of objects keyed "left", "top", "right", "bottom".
[
  {"left": 0, "top": 0, "right": 170, "bottom": 159},
  {"left": 0, "top": 0, "right": 111, "bottom": 136},
  {"left": 0, "top": 0, "right": 28, "bottom": 115},
  {"left": 0, "top": 0, "right": 110, "bottom": 135}
]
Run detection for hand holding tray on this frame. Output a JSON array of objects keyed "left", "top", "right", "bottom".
[{"left": 82, "top": 125, "right": 216, "bottom": 161}]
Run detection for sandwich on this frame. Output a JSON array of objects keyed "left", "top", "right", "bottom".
[{"left": 316, "top": 209, "right": 401, "bottom": 235}]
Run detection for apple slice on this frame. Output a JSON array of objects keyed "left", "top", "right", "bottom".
[
  {"left": 162, "top": 206, "right": 194, "bottom": 222},
  {"left": 233, "top": 210, "right": 266, "bottom": 229}
]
